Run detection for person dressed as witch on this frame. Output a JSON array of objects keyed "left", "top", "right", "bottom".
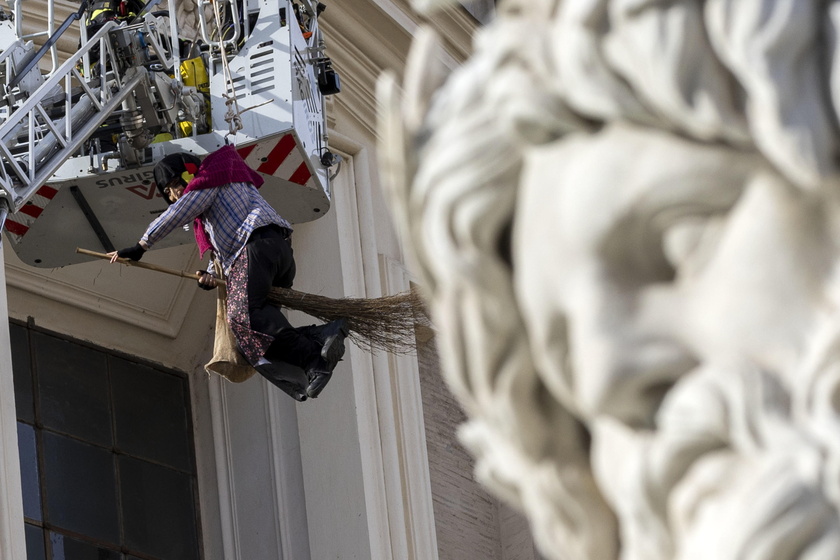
[{"left": 108, "top": 146, "right": 347, "bottom": 401}]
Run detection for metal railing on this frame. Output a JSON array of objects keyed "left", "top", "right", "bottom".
[
  {"left": 0, "top": 20, "right": 144, "bottom": 214},
  {"left": 12, "top": 0, "right": 60, "bottom": 77}
]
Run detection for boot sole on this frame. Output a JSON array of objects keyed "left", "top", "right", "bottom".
[
  {"left": 321, "top": 332, "right": 346, "bottom": 370},
  {"left": 255, "top": 363, "right": 308, "bottom": 402},
  {"left": 306, "top": 321, "right": 348, "bottom": 398},
  {"left": 306, "top": 372, "right": 331, "bottom": 399}
]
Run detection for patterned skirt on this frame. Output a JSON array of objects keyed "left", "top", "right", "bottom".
[{"left": 225, "top": 250, "right": 274, "bottom": 365}]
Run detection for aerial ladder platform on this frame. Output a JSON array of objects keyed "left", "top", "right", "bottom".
[{"left": 0, "top": 0, "right": 340, "bottom": 268}]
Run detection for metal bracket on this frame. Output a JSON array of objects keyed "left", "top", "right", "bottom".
[{"left": 70, "top": 186, "right": 115, "bottom": 252}]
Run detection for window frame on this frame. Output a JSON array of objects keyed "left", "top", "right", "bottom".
[{"left": 10, "top": 318, "right": 204, "bottom": 560}]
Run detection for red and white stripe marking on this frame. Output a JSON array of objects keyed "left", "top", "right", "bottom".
[
  {"left": 237, "top": 133, "right": 315, "bottom": 188},
  {"left": 3, "top": 185, "right": 58, "bottom": 243}
]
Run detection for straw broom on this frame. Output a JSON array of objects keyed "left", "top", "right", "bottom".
[{"left": 76, "top": 247, "right": 430, "bottom": 354}]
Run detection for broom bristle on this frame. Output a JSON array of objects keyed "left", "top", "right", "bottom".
[{"left": 267, "top": 287, "right": 430, "bottom": 354}]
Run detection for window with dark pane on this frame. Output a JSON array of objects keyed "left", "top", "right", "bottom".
[{"left": 10, "top": 321, "right": 202, "bottom": 560}]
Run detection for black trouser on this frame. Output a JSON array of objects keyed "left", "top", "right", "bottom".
[{"left": 245, "top": 225, "right": 321, "bottom": 370}]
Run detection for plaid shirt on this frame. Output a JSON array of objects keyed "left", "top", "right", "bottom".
[{"left": 141, "top": 182, "right": 292, "bottom": 275}]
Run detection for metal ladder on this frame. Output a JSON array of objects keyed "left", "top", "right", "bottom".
[{"left": 0, "top": 14, "right": 176, "bottom": 220}]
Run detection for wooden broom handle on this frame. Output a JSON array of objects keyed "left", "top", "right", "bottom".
[{"left": 75, "top": 247, "right": 227, "bottom": 286}]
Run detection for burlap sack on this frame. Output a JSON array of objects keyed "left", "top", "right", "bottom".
[{"left": 204, "top": 261, "right": 257, "bottom": 383}]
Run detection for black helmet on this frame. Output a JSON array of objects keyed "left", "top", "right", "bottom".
[{"left": 154, "top": 153, "right": 201, "bottom": 202}]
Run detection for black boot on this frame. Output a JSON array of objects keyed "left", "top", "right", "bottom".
[
  {"left": 305, "top": 319, "right": 348, "bottom": 398},
  {"left": 255, "top": 362, "right": 309, "bottom": 402}
]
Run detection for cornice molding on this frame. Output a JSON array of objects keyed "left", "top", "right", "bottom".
[
  {"left": 4, "top": 243, "right": 200, "bottom": 338},
  {"left": 321, "top": 0, "right": 477, "bottom": 139},
  {"left": 322, "top": 30, "right": 384, "bottom": 138},
  {"left": 320, "top": 0, "right": 414, "bottom": 71},
  {"left": 386, "top": 0, "right": 477, "bottom": 61}
]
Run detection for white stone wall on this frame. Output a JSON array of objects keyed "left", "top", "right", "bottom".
[{"left": 419, "top": 335, "right": 543, "bottom": 560}]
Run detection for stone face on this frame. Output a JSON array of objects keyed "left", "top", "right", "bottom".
[{"left": 378, "top": 1, "right": 840, "bottom": 559}]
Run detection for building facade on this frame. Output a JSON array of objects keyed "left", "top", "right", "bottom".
[{"left": 0, "top": 0, "right": 543, "bottom": 558}]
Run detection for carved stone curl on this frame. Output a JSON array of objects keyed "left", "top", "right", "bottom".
[{"left": 378, "top": 1, "right": 840, "bottom": 559}]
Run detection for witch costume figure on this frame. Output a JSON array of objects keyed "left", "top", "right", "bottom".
[{"left": 108, "top": 146, "right": 347, "bottom": 401}]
